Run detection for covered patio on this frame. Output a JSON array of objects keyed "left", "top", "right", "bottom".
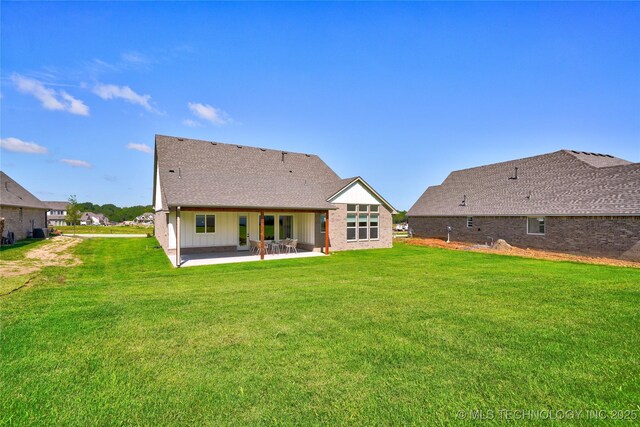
[
  {"left": 168, "top": 247, "right": 326, "bottom": 267},
  {"left": 170, "top": 207, "right": 332, "bottom": 267}
]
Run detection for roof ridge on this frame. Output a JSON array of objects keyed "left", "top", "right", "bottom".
[{"left": 155, "top": 134, "right": 319, "bottom": 158}]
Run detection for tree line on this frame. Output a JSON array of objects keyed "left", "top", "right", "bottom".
[{"left": 65, "top": 195, "right": 153, "bottom": 223}]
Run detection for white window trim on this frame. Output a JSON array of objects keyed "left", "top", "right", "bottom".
[
  {"left": 526, "top": 217, "right": 545, "bottom": 235},
  {"left": 320, "top": 213, "right": 326, "bottom": 234},
  {"left": 195, "top": 213, "right": 216, "bottom": 234},
  {"left": 347, "top": 205, "right": 380, "bottom": 242},
  {"left": 466, "top": 217, "right": 473, "bottom": 228}
]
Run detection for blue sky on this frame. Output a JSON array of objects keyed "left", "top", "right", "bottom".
[{"left": 1, "top": 2, "right": 639, "bottom": 210}]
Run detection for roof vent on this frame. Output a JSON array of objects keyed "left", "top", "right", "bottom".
[
  {"left": 210, "top": 142, "right": 217, "bottom": 146},
  {"left": 237, "top": 145, "right": 242, "bottom": 149},
  {"left": 459, "top": 195, "right": 466, "bottom": 207},
  {"left": 583, "top": 152, "right": 591, "bottom": 155},
  {"left": 571, "top": 150, "right": 580, "bottom": 154},
  {"left": 509, "top": 167, "right": 518, "bottom": 180},
  {"left": 605, "top": 154, "right": 613, "bottom": 158},
  {"left": 590, "top": 152, "right": 598, "bottom": 156},
  {"left": 526, "top": 190, "right": 532, "bottom": 200},
  {"left": 259, "top": 148, "right": 266, "bottom": 152},
  {"left": 281, "top": 152, "right": 287, "bottom": 162},
  {"left": 169, "top": 169, "right": 175, "bottom": 173},
  {"left": 177, "top": 138, "right": 184, "bottom": 141},
  {"left": 289, "top": 170, "right": 293, "bottom": 173}
]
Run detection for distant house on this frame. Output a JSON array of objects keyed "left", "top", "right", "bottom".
[
  {"left": 0, "top": 171, "right": 48, "bottom": 241},
  {"left": 153, "top": 135, "right": 396, "bottom": 266},
  {"left": 407, "top": 150, "right": 640, "bottom": 261},
  {"left": 45, "top": 201, "right": 69, "bottom": 226},
  {"left": 135, "top": 212, "right": 155, "bottom": 225},
  {"left": 80, "top": 212, "right": 110, "bottom": 226}
]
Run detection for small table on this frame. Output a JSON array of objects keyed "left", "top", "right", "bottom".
[{"left": 267, "top": 241, "right": 281, "bottom": 254}]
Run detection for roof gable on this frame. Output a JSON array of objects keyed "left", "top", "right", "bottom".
[{"left": 0, "top": 171, "right": 46, "bottom": 210}]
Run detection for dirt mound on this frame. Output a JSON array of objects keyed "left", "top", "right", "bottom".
[
  {"left": 0, "top": 236, "right": 82, "bottom": 278},
  {"left": 405, "top": 237, "right": 640, "bottom": 268},
  {"left": 491, "top": 239, "right": 512, "bottom": 251}
]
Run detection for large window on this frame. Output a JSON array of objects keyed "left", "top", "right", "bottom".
[
  {"left": 195, "top": 214, "right": 216, "bottom": 234},
  {"left": 347, "top": 204, "right": 380, "bottom": 242},
  {"left": 279, "top": 215, "right": 293, "bottom": 239},
  {"left": 527, "top": 217, "right": 545, "bottom": 235}
]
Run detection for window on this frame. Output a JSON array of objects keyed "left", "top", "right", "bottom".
[
  {"left": 346, "top": 204, "right": 381, "bottom": 242},
  {"left": 279, "top": 215, "right": 293, "bottom": 239},
  {"left": 320, "top": 214, "right": 326, "bottom": 233},
  {"left": 370, "top": 214, "right": 379, "bottom": 240},
  {"left": 527, "top": 217, "right": 545, "bottom": 235},
  {"left": 195, "top": 214, "right": 216, "bottom": 233},
  {"left": 347, "top": 214, "right": 357, "bottom": 241},
  {"left": 467, "top": 217, "right": 473, "bottom": 227}
]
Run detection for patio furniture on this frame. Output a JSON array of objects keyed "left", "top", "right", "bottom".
[
  {"left": 284, "top": 239, "right": 298, "bottom": 254},
  {"left": 268, "top": 241, "right": 281, "bottom": 255}
]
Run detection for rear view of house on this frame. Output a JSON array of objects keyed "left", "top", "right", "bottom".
[
  {"left": 153, "top": 135, "right": 396, "bottom": 266},
  {"left": 407, "top": 150, "right": 640, "bottom": 261},
  {"left": 0, "top": 171, "right": 48, "bottom": 241}
]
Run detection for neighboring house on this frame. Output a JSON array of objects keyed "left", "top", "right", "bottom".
[
  {"left": 0, "top": 171, "right": 48, "bottom": 241},
  {"left": 153, "top": 135, "right": 396, "bottom": 266},
  {"left": 45, "top": 201, "right": 69, "bottom": 226},
  {"left": 407, "top": 150, "right": 640, "bottom": 261},
  {"left": 80, "top": 212, "right": 110, "bottom": 226},
  {"left": 135, "top": 212, "right": 155, "bottom": 225}
]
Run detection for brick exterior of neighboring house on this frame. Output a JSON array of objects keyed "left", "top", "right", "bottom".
[
  {"left": 408, "top": 150, "right": 640, "bottom": 261},
  {"left": 409, "top": 215, "right": 640, "bottom": 261},
  {"left": 1, "top": 172, "right": 48, "bottom": 241}
]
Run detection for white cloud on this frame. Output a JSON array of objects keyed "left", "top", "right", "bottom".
[
  {"left": 11, "top": 74, "right": 89, "bottom": 116},
  {"left": 93, "top": 83, "right": 159, "bottom": 113},
  {"left": 60, "top": 91, "right": 90, "bottom": 116},
  {"left": 61, "top": 159, "right": 92, "bottom": 168},
  {"left": 182, "top": 119, "right": 202, "bottom": 127},
  {"left": 0, "top": 137, "right": 48, "bottom": 154},
  {"left": 188, "top": 102, "right": 232, "bottom": 125},
  {"left": 126, "top": 142, "right": 152, "bottom": 153}
]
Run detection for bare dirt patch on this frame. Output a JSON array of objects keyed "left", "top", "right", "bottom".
[
  {"left": 0, "top": 236, "right": 82, "bottom": 277},
  {"left": 404, "top": 237, "right": 640, "bottom": 269}
]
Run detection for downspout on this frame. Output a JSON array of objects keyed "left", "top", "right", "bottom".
[{"left": 325, "top": 210, "right": 330, "bottom": 255}]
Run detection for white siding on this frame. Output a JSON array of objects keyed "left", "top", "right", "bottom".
[
  {"left": 168, "top": 211, "right": 176, "bottom": 249},
  {"left": 154, "top": 166, "right": 163, "bottom": 211},
  {"left": 179, "top": 211, "right": 237, "bottom": 248},
  {"left": 295, "top": 213, "right": 315, "bottom": 244},
  {"left": 330, "top": 181, "right": 382, "bottom": 205}
]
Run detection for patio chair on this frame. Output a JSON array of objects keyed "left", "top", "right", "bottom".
[
  {"left": 249, "top": 240, "right": 260, "bottom": 255},
  {"left": 284, "top": 239, "right": 298, "bottom": 254}
]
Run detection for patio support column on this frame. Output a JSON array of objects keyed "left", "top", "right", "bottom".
[
  {"left": 176, "top": 206, "right": 181, "bottom": 267},
  {"left": 325, "top": 210, "right": 330, "bottom": 255},
  {"left": 260, "top": 210, "right": 265, "bottom": 260}
]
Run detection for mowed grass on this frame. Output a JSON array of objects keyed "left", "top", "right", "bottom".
[
  {"left": 55, "top": 225, "right": 151, "bottom": 234},
  {"left": 1, "top": 239, "right": 639, "bottom": 425}
]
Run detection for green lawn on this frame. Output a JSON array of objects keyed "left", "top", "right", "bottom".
[
  {"left": 1, "top": 240, "right": 639, "bottom": 425},
  {"left": 55, "top": 225, "right": 151, "bottom": 234}
]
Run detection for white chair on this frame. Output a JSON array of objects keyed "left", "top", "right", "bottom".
[{"left": 285, "top": 239, "right": 298, "bottom": 254}]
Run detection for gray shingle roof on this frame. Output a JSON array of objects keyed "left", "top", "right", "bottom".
[
  {"left": 408, "top": 150, "right": 640, "bottom": 217},
  {"left": 44, "top": 201, "right": 69, "bottom": 210},
  {"left": 155, "top": 135, "right": 344, "bottom": 210},
  {"left": 0, "top": 171, "right": 47, "bottom": 210}
]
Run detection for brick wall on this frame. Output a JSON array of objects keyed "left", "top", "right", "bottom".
[
  {"left": 154, "top": 210, "right": 169, "bottom": 249},
  {"left": 328, "top": 203, "right": 393, "bottom": 251},
  {"left": 0, "top": 206, "right": 47, "bottom": 241},
  {"left": 408, "top": 215, "right": 640, "bottom": 261}
]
